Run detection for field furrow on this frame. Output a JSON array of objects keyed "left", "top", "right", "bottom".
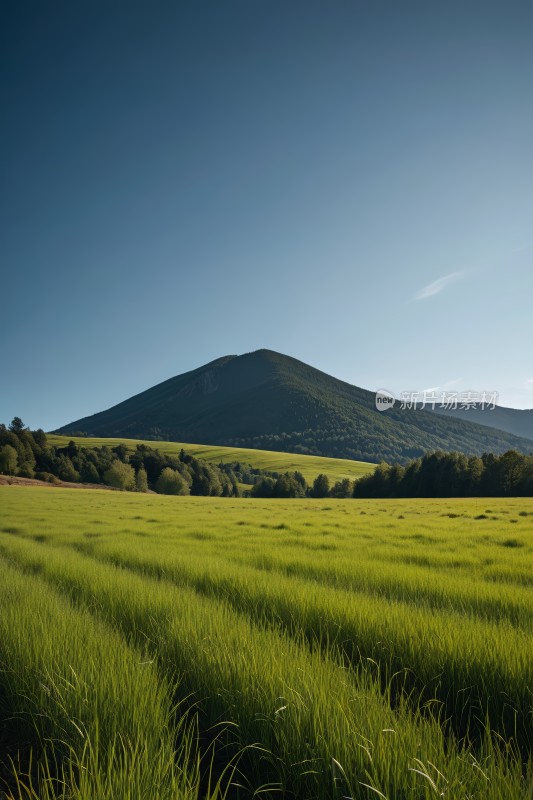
[
  {"left": 51, "top": 528, "right": 533, "bottom": 754},
  {"left": 1, "top": 486, "right": 532, "bottom": 800},
  {"left": 0, "top": 557, "right": 206, "bottom": 800}
]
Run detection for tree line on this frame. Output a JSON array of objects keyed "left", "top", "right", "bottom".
[
  {"left": 353, "top": 450, "right": 533, "bottom": 498},
  {"left": 1, "top": 420, "right": 531, "bottom": 497},
  {"left": 0, "top": 419, "right": 347, "bottom": 497},
  {"left": 0, "top": 419, "right": 239, "bottom": 496}
]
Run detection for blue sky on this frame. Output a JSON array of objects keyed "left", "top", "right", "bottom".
[{"left": 2, "top": 0, "right": 532, "bottom": 431}]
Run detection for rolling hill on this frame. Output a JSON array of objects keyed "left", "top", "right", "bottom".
[
  {"left": 55, "top": 349, "right": 533, "bottom": 463},
  {"left": 46, "top": 434, "right": 375, "bottom": 485}
]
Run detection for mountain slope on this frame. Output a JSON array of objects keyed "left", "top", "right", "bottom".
[
  {"left": 430, "top": 403, "right": 533, "bottom": 442},
  {"left": 56, "top": 350, "right": 533, "bottom": 463}
]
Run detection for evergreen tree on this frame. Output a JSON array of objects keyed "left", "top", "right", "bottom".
[
  {"left": 330, "top": 478, "right": 352, "bottom": 498},
  {"left": 312, "top": 473, "right": 330, "bottom": 498},
  {"left": 9, "top": 417, "right": 25, "bottom": 433}
]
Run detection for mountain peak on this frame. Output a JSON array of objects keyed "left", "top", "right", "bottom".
[{"left": 55, "top": 351, "right": 533, "bottom": 462}]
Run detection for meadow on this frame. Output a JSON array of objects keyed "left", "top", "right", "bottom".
[
  {"left": 46, "top": 434, "right": 375, "bottom": 485},
  {"left": 0, "top": 486, "right": 532, "bottom": 799}
]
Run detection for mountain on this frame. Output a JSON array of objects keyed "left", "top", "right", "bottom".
[
  {"left": 430, "top": 403, "right": 533, "bottom": 442},
  {"left": 55, "top": 350, "right": 533, "bottom": 463}
]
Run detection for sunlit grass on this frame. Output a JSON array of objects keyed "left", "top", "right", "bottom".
[
  {"left": 0, "top": 558, "right": 219, "bottom": 800},
  {"left": 1, "top": 486, "right": 532, "bottom": 798},
  {"left": 46, "top": 433, "right": 375, "bottom": 484}
]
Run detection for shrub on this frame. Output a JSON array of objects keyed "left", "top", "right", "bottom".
[
  {"left": 18, "top": 462, "right": 35, "bottom": 479},
  {"left": 155, "top": 468, "right": 189, "bottom": 496},
  {"left": 251, "top": 477, "right": 276, "bottom": 498},
  {"left": 135, "top": 467, "right": 149, "bottom": 493},
  {"left": 0, "top": 444, "right": 18, "bottom": 475},
  {"left": 103, "top": 460, "right": 135, "bottom": 491},
  {"left": 35, "top": 471, "right": 60, "bottom": 484}
]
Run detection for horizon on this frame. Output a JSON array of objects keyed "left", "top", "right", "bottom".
[{"left": 2, "top": 1, "right": 533, "bottom": 430}]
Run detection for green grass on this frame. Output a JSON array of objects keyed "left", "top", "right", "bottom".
[
  {"left": 0, "top": 552, "right": 226, "bottom": 800},
  {"left": 46, "top": 433, "right": 375, "bottom": 484},
  {"left": 1, "top": 486, "right": 532, "bottom": 799}
]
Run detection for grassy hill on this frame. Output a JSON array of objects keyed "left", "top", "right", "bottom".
[
  {"left": 55, "top": 349, "right": 533, "bottom": 463},
  {"left": 47, "top": 434, "right": 375, "bottom": 485}
]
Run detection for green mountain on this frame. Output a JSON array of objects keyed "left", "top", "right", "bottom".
[
  {"left": 430, "top": 403, "right": 533, "bottom": 442},
  {"left": 55, "top": 350, "right": 533, "bottom": 463}
]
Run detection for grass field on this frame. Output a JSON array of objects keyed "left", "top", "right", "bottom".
[
  {"left": 46, "top": 434, "right": 375, "bottom": 485},
  {"left": 0, "top": 486, "right": 532, "bottom": 799}
]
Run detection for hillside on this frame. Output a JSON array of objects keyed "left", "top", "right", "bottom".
[
  {"left": 56, "top": 350, "right": 533, "bottom": 463},
  {"left": 431, "top": 403, "right": 533, "bottom": 442},
  {"left": 47, "top": 434, "right": 374, "bottom": 485}
]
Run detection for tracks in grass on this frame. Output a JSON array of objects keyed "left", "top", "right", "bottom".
[
  {"left": 1, "top": 529, "right": 532, "bottom": 768},
  {"left": 3, "top": 532, "right": 523, "bottom": 800}
]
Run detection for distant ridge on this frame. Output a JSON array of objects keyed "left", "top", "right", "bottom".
[
  {"left": 56, "top": 349, "right": 533, "bottom": 463},
  {"left": 430, "top": 402, "right": 533, "bottom": 442}
]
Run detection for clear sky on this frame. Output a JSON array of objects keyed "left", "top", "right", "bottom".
[{"left": 2, "top": 0, "right": 532, "bottom": 431}]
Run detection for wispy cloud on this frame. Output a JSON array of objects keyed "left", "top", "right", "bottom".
[
  {"left": 424, "top": 378, "right": 463, "bottom": 392},
  {"left": 414, "top": 272, "right": 461, "bottom": 300},
  {"left": 421, "top": 377, "right": 463, "bottom": 394}
]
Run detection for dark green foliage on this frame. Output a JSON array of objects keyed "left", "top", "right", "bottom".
[
  {"left": 33, "top": 429, "right": 47, "bottom": 448},
  {"left": 251, "top": 477, "right": 276, "bottom": 498},
  {"left": 80, "top": 461, "right": 100, "bottom": 484},
  {"left": 8, "top": 416, "right": 25, "bottom": 433},
  {"left": 191, "top": 463, "right": 221, "bottom": 496},
  {"left": 312, "top": 474, "right": 330, "bottom": 498},
  {"left": 6, "top": 420, "right": 530, "bottom": 499},
  {"left": 17, "top": 461, "right": 35, "bottom": 478},
  {"left": 432, "top": 403, "right": 533, "bottom": 441},
  {"left": 0, "top": 423, "right": 248, "bottom": 496},
  {"left": 56, "top": 455, "right": 80, "bottom": 483},
  {"left": 330, "top": 478, "right": 352, "bottom": 498},
  {"left": 354, "top": 450, "right": 533, "bottom": 498},
  {"left": 272, "top": 473, "right": 307, "bottom": 498},
  {"left": 54, "top": 350, "right": 533, "bottom": 464},
  {"left": 112, "top": 444, "right": 129, "bottom": 462},
  {"left": 251, "top": 472, "right": 307, "bottom": 498}
]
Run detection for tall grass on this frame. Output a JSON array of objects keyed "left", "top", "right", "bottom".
[
  {"left": 0, "top": 532, "right": 528, "bottom": 798},
  {"left": 0, "top": 558, "right": 215, "bottom": 800},
  {"left": 1, "top": 486, "right": 532, "bottom": 799},
  {"left": 66, "top": 532, "right": 532, "bottom": 750}
]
